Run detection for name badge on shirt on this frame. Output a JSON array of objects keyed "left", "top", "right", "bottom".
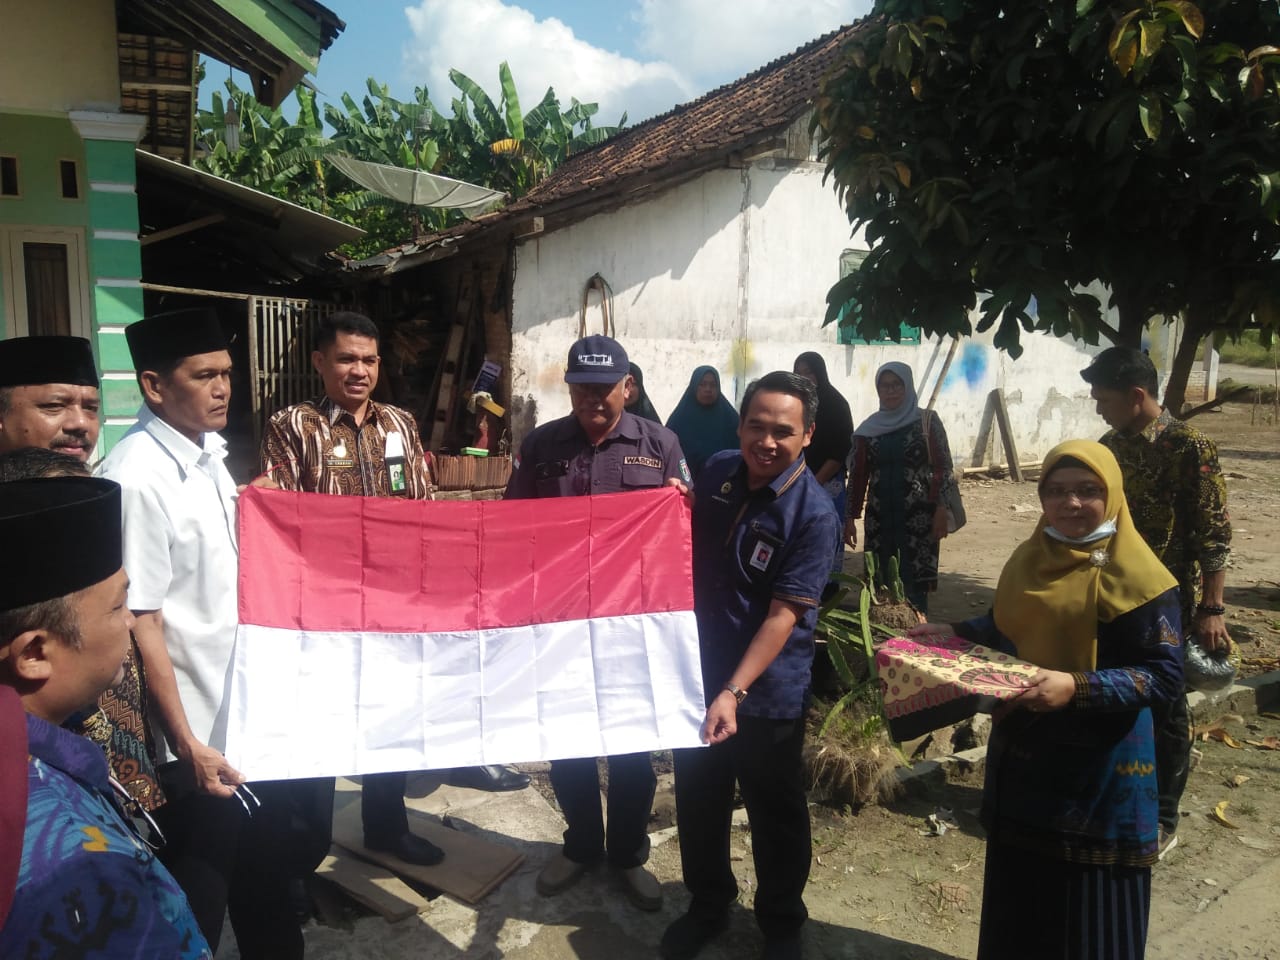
[
  {"left": 749, "top": 540, "right": 776, "bottom": 571},
  {"left": 623, "top": 455, "right": 663, "bottom": 469},
  {"left": 326, "top": 439, "right": 354, "bottom": 469}
]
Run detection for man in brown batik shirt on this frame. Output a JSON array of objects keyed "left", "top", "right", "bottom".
[{"left": 262, "top": 311, "right": 528, "bottom": 868}]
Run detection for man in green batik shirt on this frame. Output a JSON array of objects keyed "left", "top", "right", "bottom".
[{"left": 1081, "top": 346, "right": 1232, "bottom": 860}]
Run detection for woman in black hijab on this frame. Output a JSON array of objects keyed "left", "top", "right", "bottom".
[
  {"left": 624, "top": 363, "right": 663, "bottom": 423},
  {"left": 794, "top": 352, "right": 854, "bottom": 575}
]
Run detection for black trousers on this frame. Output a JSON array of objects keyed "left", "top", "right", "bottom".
[
  {"left": 1153, "top": 689, "right": 1192, "bottom": 833},
  {"left": 154, "top": 771, "right": 302, "bottom": 959},
  {"left": 550, "top": 752, "right": 655, "bottom": 868},
  {"left": 361, "top": 771, "right": 409, "bottom": 845},
  {"left": 673, "top": 715, "right": 810, "bottom": 937}
]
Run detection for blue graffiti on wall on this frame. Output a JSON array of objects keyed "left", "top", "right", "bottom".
[{"left": 949, "top": 342, "right": 988, "bottom": 389}]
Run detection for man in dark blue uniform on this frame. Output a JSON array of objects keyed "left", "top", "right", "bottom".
[
  {"left": 505, "top": 335, "right": 689, "bottom": 911},
  {"left": 662, "top": 371, "right": 840, "bottom": 960}
]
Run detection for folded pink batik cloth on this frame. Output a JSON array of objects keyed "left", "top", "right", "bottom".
[{"left": 875, "top": 635, "right": 1039, "bottom": 742}]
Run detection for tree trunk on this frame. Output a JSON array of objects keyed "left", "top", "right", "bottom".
[
  {"left": 1112, "top": 288, "right": 1146, "bottom": 348},
  {"left": 1163, "top": 308, "right": 1208, "bottom": 414}
]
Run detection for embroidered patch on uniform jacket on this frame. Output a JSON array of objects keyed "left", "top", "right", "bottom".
[{"left": 624, "top": 456, "right": 663, "bottom": 469}]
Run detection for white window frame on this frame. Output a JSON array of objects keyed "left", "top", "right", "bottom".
[{"left": 0, "top": 225, "right": 91, "bottom": 340}]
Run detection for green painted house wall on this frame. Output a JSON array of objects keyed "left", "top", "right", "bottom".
[
  {"left": 75, "top": 122, "right": 147, "bottom": 441},
  {"left": 0, "top": 114, "right": 89, "bottom": 228},
  {"left": 2, "top": 0, "right": 339, "bottom": 453},
  {"left": 0, "top": 108, "right": 145, "bottom": 449}
]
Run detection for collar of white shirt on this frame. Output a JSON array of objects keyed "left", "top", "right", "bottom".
[{"left": 136, "top": 406, "right": 228, "bottom": 479}]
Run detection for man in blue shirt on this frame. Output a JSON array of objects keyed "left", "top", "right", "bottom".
[
  {"left": 662, "top": 371, "right": 840, "bottom": 960},
  {"left": 0, "top": 476, "right": 210, "bottom": 959}
]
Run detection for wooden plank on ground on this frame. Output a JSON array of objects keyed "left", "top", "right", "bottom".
[
  {"left": 989, "top": 388, "right": 1024, "bottom": 482},
  {"left": 926, "top": 338, "right": 960, "bottom": 411},
  {"left": 332, "top": 802, "right": 524, "bottom": 904},
  {"left": 315, "top": 851, "right": 428, "bottom": 922},
  {"left": 428, "top": 323, "right": 466, "bottom": 450},
  {"left": 970, "top": 390, "right": 997, "bottom": 468}
]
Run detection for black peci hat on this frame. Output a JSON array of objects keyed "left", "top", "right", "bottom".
[
  {"left": 0, "top": 477, "right": 122, "bottom": 613},
  {"left": 0, "top": 337, "right": 98, "bottom": 389},
  {"left": 125, "top": 308, "right": 228, "bottom": 372}
]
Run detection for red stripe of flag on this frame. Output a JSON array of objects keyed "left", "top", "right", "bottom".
[{"left": 236, "top": 486, "right": 693, "bottom": 633}]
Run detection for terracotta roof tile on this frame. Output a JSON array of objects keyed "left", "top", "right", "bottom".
[{"left": 517, "top": 20, "right": 865, "bottom": 208}]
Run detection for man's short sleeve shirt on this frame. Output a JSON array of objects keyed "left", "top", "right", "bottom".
[
  {"left": 1102, "top": 409, "right": 1231, "bottom": 617},
  {"left": 504, "top": 411, "right": 688, "bottom": 500},
  {"left": 96, "top": 408, "right": 239, "bottom": 761},
  {"left": 691, "top": 450, "right": 841, "bottom": 720}
]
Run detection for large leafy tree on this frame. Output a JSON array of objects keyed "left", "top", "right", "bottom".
[
  {"left": 196, "top": 63, "right": 625, "bottom": 258},
  {"left": 814, "top": 0, "right": 1280, "bottom": 409}
]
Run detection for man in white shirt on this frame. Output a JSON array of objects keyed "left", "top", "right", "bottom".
[{"left": 97, "top": 308, "right": 300, "bottom": 960}]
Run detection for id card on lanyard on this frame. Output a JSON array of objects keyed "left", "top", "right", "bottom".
[{"left": 385, "top": 431, "right": 406, "bottom": 495}]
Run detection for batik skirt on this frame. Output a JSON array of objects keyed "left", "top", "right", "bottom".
[{"left": 978, "top": 841, "right": 1150, "bottom": 960}]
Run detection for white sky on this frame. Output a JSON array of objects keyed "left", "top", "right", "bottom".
[{"left": 400, "top": 0, "right": 872, "bottom": 124}]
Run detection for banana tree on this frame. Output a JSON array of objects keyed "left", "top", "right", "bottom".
[
  {"left": 195, "top": 63, "right": 629, "bottom": 256},
  {"left": 444, "top": 62, "right": 626, "bottom": 196}
]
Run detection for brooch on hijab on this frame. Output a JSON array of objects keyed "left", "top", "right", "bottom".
[{"left": 1090, "top": 549, "right": 1111, "bottom": 568}]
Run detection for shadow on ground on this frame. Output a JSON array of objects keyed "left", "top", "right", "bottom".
[{"left": 551, "top": 905, "right": 969, "bottom": 960}]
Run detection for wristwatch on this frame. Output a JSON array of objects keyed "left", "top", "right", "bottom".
[{"left": 724, "top": 682, "right": 748, "bottom": 705}]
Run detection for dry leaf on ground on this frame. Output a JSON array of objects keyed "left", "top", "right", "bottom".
[
  {"left": 1211, "top": 800, "right": 1239, "bottom": 829},
  {"left": 1243, "top": 737, "right": 1280, "bottom": 750},
  {"left": 1226, "top": 774, "right": 1252, "bottom": 788},
  {"left": 1200, "top": 726, "right": 1245, "bottom": 748}
]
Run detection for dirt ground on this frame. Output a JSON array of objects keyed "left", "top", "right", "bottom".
[
  {"left": 708, "top": 400, "right": 1280, "bottom": 959},
  {"left": 647, "top": 400, "right": 1280, "bottom": 959},
  {"left": 293, "top": 402, "right": 1280, "bottom": 959},
  {"left": 925, "top": 401, "right": 1280, "bottom": 671}
]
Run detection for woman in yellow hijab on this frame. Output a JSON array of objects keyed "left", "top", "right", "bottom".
[{"left": 910, "top": 440, "right": 1182, "bottom": 960}]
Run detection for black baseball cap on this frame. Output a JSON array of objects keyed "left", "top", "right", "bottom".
[{"left": 565, "top": 335, "right": 629, "bottom": 385}]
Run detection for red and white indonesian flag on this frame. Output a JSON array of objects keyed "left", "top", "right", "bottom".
[{"left": 225, "top": 486, "right": 706, "bottom": 781}]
